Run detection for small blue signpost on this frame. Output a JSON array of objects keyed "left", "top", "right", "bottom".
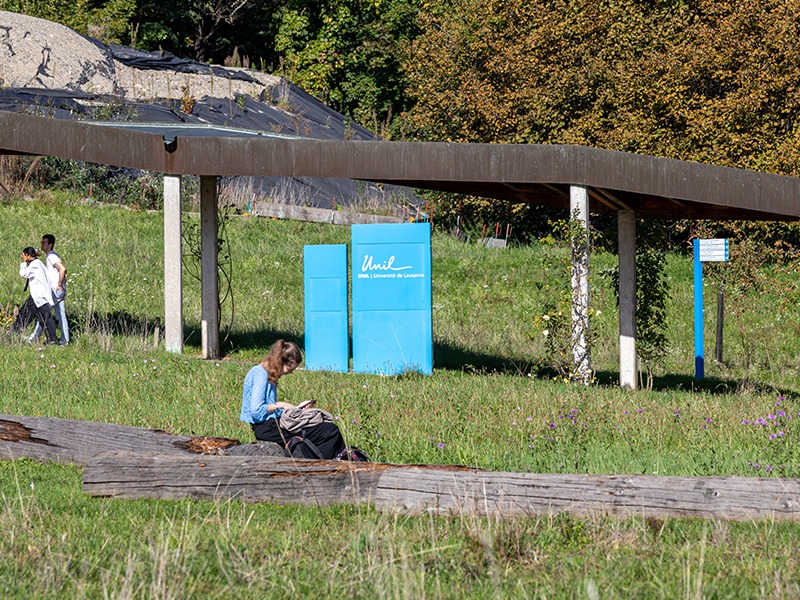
[
  {"left": 693, "top": 238, "right": 729, "bottom": 378},
  {"left": 304, "top": 244, "right": 348, "bottom": 372},
  {"left": 351, "top": 223, "right": 433, "bottom": 375}
]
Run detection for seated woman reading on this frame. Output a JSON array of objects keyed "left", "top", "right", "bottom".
[{"left": 239, "top": 339, "right": 346, "bottom": 459}]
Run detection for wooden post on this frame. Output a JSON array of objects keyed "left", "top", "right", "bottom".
[
  {"left": 200, "top": 176, "right": 219, "bottom": 359},
  {"left": 163, "top": 175, "right": 183, "bottom": 353},
  {"left": 153, "top": 317, "right": 160, "bottom": 349},
  {"left": 618, "top": 210, "right": 637, "bottom": 389}
]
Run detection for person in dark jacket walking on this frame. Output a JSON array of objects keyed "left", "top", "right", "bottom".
[{"left": 12, "top": 246, "right": 57, "bottom": 344}]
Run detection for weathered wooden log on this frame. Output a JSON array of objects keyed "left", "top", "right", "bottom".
[
  {"left": 83, "top": 451, "right": 388, "bottom": 505},
  {"left": 10, "top": 415, "right": 800, "bottom": 521},
  {"left": 0, "top": 414, "right": 282, "bottom": 465},
  {"left": 82, "top": 452, "right": 800, "bottom": 521},
  {"left": 374, "top": 469, "right": 800, "bottom": 520}
]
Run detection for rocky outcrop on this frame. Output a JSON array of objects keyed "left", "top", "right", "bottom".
[
  {"left": 0, "top": 10, "right": 279, "bottom": 102},
  {"left": 0, "top": 11, "right": 118, "bottom": 93}
]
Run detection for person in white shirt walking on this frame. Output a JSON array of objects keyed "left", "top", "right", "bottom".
[
  {"left": 29, "top": 234, "right": 69, "bottom": 345},
  {"left": 12, "top": 246, "right": 57, "bottom": 344}
]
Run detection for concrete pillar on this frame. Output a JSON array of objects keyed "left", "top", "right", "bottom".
[
  {"left": 163, "top": 175, "right": 183, "bottom": 353},
  {"left": 200, "top": 176, "right": 220, "bottom": 359},
  {"left": 618, "top": 210, "right": 637, "bottom": 389},
  {"left": 570, "top": 185, "right": 592, "bottom": 384}
]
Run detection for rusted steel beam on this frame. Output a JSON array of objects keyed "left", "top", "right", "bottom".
[{"left": 1, "top": 110, "right": 799, "bottom": 221}]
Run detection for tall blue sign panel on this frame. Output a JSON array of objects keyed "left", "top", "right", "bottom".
[
  {"left": 352, "top": 223, "right": 433, "bottom": 375},
  {"left": 304, "top": 244, "right": 348, "bottom": 372}
]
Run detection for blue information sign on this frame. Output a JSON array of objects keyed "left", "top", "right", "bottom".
[
  {"left": 304, "top": 244, "right": 348, "bottom": 372},
  {"left": 351, "top": 223, "right": 433, "bottom": 375},
  {"left": 693, "top": 238, "right": 730, "bottom": 379}
]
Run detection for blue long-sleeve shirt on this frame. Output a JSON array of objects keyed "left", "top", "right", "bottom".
[{"left": 239, "top": 365, "right": 283, "bottom": 424}]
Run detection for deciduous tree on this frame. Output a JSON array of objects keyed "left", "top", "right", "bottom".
[
  {"left": 406, "top": 0, "right": 800, "bottom": 170},
  {"left": 403, "top": 0, "right": 800, "bottom": 240},
  {"left": 275, "top": 0, "right": 421, "bottom": 134}
]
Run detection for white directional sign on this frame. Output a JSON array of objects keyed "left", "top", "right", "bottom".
[{"left": 698, "top": 238, "right": 729, "bottom": 262}]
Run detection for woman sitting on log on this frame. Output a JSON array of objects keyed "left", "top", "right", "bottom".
[{"left": 239, "top": 339, "right": 346, "bottom": 459}]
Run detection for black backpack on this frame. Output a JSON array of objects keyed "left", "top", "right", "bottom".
[
  {"left": 284, "top": 436, "right": 324, "bottom": 459},
  {"left": 335, "top": 446, "right": 370, "bottom": 462}
]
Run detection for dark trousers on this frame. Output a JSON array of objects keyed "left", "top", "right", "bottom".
[
  {"left": 12, "top": 297, "right": 57, "bottom": 343},
  {"left": 252, "top": 419, "right": 346, "bottom": 459}
]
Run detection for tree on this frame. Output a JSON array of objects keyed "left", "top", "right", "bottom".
[
  {"left": 404, "top": 0, "right": 800, "bottom": 173},
  {"left": 1, "top": 0, "right": 136, "bottom": 43},
  {"left": 131, "top": 0, "right": 283, "bottom": 62},
  {"left": 274, "top": 0, "right": 421, "bottom": 134},
  {"left": 402, "top": 0, "right": 800, "bottom": 240}
]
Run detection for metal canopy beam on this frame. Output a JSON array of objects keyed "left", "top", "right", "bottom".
[
  {"left": 1, "top": 111, "right": 799, "bottom": 221},
  {"left": 2, "top": 109, "right": 800, "bottom": 377}
]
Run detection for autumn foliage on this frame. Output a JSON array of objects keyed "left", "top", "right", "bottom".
[
  {"left": 401, "top": 0, "right": 800, "bottom": 241},
  {"left": 404, "top": 0, "right": 800, "bottom": 171}
]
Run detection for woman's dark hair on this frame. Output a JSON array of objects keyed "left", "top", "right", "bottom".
[
  {"left": 22, "top": 246, "right": 38, "bottom": 258},
  {"left": 261, "top": 340, "right": 302, "bottom": 383}
]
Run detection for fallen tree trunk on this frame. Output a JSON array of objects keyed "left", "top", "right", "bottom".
[
  {"left": 83, "top": 452, "right": 390, "bottom": 505},
  {"left": 8, "top": 414, "right": 800, "bottom": 521},
  {"left": 82, "top": 452, "right": 800, "bottom": 521},
  {"left": 374, "top": 468, "right": 800, "bottom": 520},
  {"left": 0, "top": 414, "right": 281, "bottom": 465}
]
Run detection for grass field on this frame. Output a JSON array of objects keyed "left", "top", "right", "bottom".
[{"left": 1, "top": 195, "right": 799, "bottom": 597}]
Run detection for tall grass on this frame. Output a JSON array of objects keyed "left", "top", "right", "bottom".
[
  {"left": 2, "top": 460, "right": 800, "bottom": 598},
  {"left": 2, "top": 194, "right": 800, "bottom": 597},
  {"left": 3, "top": 195, "right": 799, "bottom": 387}
]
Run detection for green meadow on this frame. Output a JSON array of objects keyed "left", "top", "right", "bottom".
[{"left": 1, "top": 195, "right": 799, "bottom": 598}]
